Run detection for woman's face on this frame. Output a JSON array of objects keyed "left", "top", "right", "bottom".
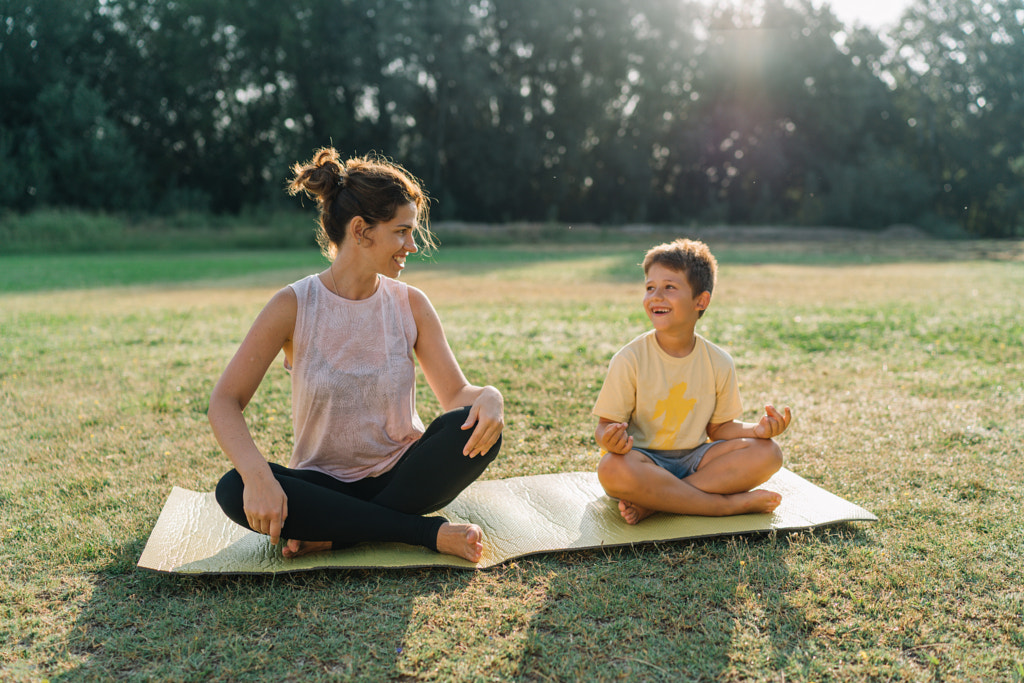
[{"left": 361, "top": 202, "right": 419, "bottom": 278}]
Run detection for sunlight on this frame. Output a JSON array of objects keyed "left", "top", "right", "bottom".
[
  {"left": 718, "top": 0, "right": 913, "bottom": 29},
  {"left": 820, "top": 0, "right": 913, "bottom": 28}
]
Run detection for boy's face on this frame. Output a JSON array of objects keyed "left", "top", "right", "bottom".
[{"left": 643, "top": 263, "right": 709, "bottom": 332}]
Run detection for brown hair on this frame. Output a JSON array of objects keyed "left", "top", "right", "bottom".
[
  {"left": 287, "top": 147, "right": 434, "bottom": 258},
  {"left": 642, "top": 239, "right": 717, "bottom": 318}
]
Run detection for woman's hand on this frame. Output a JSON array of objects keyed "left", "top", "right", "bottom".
[
  {"left": 461, "top": 385, "right": 504, "bottom": 457},
  {"left": 242, "top": 474, "right": 289, "bottom": 545}
]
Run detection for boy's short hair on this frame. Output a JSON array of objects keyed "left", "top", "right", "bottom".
[{"left": 643, "top": 239, "right": 717, "bottom": 317}]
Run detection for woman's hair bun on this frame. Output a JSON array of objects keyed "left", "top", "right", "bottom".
[{"left": 289, "top": 147, "right": 345, "bottom": 199}]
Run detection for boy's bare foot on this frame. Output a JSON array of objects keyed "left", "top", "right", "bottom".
[
  {"left": 618, "top": 499, "right": 656, "bottom": 525},
  {"left": 729, "top": 489, "right": 782, "bottom": 515},
  {"left": 617, "top": 490, "right": 781, "bottom": 522},
  {"left": 281, "top": 539, "right": 332, "bottom": 559},
  {"left": 435, "top": 522, "right": 484, "bottom": 563}
]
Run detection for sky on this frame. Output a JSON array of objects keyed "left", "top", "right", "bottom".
[{"left": 823, "top": 0, "right": 915, "bottom": 29}]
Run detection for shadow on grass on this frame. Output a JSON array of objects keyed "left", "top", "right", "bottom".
[
  {"left": 59, "top": 540, "right": 475, "bottom": 681},
  {"left": 511, "top": 523, "right": 874, "bottom": 680},
  {"left": 56, "top": 524, "right": 873, "bottom": 680}
]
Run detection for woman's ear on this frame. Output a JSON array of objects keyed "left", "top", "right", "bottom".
[{"left": 349, "top": 216, "right": 368, "bottom": 245}]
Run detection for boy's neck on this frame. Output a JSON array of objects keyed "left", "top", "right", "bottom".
[{"left": 653, "top": 327, "right": 698, "bottom": 358}]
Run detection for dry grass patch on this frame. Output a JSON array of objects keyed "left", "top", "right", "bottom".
[{"left": 1, "top": 243, "right": 1022, "bottom": 681}]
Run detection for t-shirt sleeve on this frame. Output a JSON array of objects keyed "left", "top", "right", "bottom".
[
  {"left": 592, "top": 351, "right": 636, "bottom": 423},
  {"left": 708, "top": 350, "right": 743, "bottom": 425}
]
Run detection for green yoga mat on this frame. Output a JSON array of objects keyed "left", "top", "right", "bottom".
[{"left": 137, "top": 468, "right": 876, "bottom": 574}]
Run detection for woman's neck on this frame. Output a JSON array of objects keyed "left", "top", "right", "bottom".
[{"left": 326, "top": 251, "right": 379, "bottom": 300}]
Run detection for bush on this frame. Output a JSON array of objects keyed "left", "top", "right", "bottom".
[
  {"left": 0, "top": 208, "right": 318, "bottom": 255},
  {"left": 0, "top": 209, "right": 128, "bottom": 253}
]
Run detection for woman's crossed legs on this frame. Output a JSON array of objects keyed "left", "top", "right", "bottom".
[{"left": 215, "top": 407, "right": 500, "bottom": 561}]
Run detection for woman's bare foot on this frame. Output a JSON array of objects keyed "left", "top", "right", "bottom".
[
  {"left": 435, "top": 523, "right": 484, "bottom": 563},
  {"left": 618, "top": 499, "right": 656, "bottom": 525},
  {"left": 728, "top": 489, "right": 782, "bottom": 515},
  {"left": 281, "top": 539, "right": 332, "bottom": 559}
]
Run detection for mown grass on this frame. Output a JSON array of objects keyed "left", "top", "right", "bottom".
[{"left": 1, "top": 238, "right": 1023, "bottom": 681}]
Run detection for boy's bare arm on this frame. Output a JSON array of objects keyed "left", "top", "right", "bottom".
[
  {"left": 706, "top": 404, "right": 793, "bottom": 441},
  {"left": 595, "top": 418, "right": 634, "bottom": 454}
]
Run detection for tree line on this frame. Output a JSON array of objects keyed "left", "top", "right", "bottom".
[{"left": 2, "top": 0, "right": 1022, "bottom": 237}]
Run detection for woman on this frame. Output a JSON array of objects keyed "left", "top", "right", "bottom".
[{"left": 209, "top": 148, "right": 503, "bottom": 562}]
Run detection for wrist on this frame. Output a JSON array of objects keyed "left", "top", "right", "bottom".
[
  {"left": 480, "top": 385, "right": 503, "bottom": 403},
  {"left": 238, "top": 459, "right": 275, "bottom": 486}
]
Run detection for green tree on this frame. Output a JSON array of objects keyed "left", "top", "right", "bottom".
[
  {"left": 889, "top": 0, "right": 1024, "bottom": 236},
  {"left": 641, "top": 0, "right": 920, "bottom": 228},
  {"left": 5, "top": 0, "right": 1014, "bottom": 236},
  {"left": 0, "top": 0, "right": 147, "bottom": 211}
]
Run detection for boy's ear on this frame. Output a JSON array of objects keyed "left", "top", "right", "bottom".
[{"left": 695, "top": 291, "right": 711, "bottom": 311}]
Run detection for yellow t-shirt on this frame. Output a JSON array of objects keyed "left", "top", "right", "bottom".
[{"left": 592, "top": 331, "right": 743, "bottom": 450}]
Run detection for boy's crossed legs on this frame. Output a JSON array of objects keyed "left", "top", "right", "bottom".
[{"left": 597, "top": 438, "right": 783, "bottom": 525}]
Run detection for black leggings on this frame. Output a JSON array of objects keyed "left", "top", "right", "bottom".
[{"left": 215, "top": 406, "right": 500, "bottom": 552}]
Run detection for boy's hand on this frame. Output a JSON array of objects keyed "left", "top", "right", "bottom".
[
  {"left": 753, "top": 404, "right": 792, "bottom": 439},
  {"left": 599, "top": 422, "right": 634, "bottom": 455}
]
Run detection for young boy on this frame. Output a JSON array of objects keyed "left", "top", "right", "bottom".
[{"left": 594, "top": 239, "right": 791, "bottom": 524}]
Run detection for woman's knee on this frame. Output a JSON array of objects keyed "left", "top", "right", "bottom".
[
  {"left": 423, "top": 406, "right": 470, "bottom": 444},
  {"left": 435, "top": 405, "right": 473, "bottom": 430},
  {"left": 430, "top": 406, "right": 501, "bottom": 461},
  {"left": 214, "top": 469, "right": 246, "bottom": 521}
]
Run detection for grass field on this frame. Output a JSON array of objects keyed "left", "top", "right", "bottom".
[{"left": 2, "top": 237, "right": 1023, "bottom": 681}]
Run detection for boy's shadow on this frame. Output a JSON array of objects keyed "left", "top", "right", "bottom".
[
  {"left": 511, "top": 523, "right": 873, "bottom": 680},
  {"left": 57, "top": 539, "right": 475, "bottom": 681}
]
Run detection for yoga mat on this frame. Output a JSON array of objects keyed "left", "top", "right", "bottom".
[{"left": 138, "top": 468, "right": 876, "bottom": 574}]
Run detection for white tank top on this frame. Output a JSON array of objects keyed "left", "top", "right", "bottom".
[{"left": 287, "top": 274, "right": 425, "bottom": 481}]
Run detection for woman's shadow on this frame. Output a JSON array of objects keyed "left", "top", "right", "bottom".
[{"left": 58, "top": 539, "right": 476, "bottom": 681}]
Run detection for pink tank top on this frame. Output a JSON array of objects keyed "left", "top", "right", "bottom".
[{"left": 287, "top": 274, "right": 425, "bottom": 481}]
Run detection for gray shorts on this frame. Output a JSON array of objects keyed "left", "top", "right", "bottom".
[{"left": 635, "top": 441, "right": 722, "bottom": 479}]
